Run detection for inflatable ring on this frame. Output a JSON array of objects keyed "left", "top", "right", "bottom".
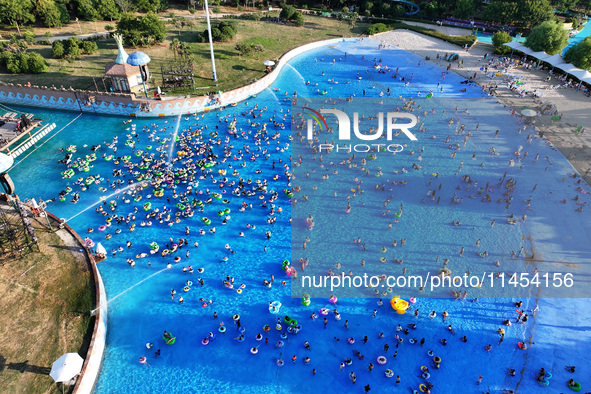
[
  {"left": 237, "top": 289, "right": 242, "bottom": 294},
  {"left": 433, "top": 356, "right": 441, "bottom": 364},
  {"left": 183, "top": 286, "right": 190, "bottom": 292},
  {"left": 218, "top": 326, "right": 226, "bottom": 333},
  {"left": 568, "top": 381, "right": 581, "bottom": 391},
  {"left": 409, "top": 297, "right": 417, "bottom": 303},
  {"left": 422, "top": 372, "right": 430, "bottom": 380},
  {"left": 385, "top": 369, "right": 394, "bottom": 378},
  {"left": 275, "top": 340, "right": 284, "bottom": 348},
  {"left": 233, "top": 314, "right": 240, "bottom": 321},
  {"left": 427, "top": 350, "right": 434, "bottom": 357},
  {"left": 544, "top": 372, "right": 552, "bottom": 379},
  {"left": 276, "top": 359, "right": 284, "bottom": 366},
  {"left": 201, "top": 338, "right": 209, "bottom": 345},
  {"left": 380, "top": 257, "right": 386, "bottom": 263},
  {"left": 419, "top": 384, "right": 427, "bottom": 393},
  {"left": 263, "top": 325, "right": 270, "bottom": 332},
  {"left": 250, "top": 347, "right": 258, "bottom": 354},
  {"left": 409, "top": 338, "right": 416, "bottom": 344},
  {"left": 377, "top": 356, "right": 387, "bottom": 365},
  {"left": 347, "top": 337, "right": 355, "bottom": 344}
]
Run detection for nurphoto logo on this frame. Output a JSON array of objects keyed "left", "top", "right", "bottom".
[{"left": 304, "top": 107, "right": 418, "bottom": 153}]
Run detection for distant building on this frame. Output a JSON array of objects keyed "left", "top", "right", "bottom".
[{"left": 105, "top": 34, "right": 150, "bottom": 93}]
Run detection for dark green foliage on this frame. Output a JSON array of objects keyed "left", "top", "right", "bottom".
[
  {"left": 564, "top": 36, "right": 591, "bottom": 70},
  {"left": 52, "top": 40, "right": 65, "bottom": 58},
  {"left": 198, "top": 21, "right": 237, "bottom": 43},
  {"left": 22, "top": 30, "right": 36, "bottom": 44},
  {"left": 279, "top": 4, "right": 305, "bottom": 26},
  {"left": 116, "top": 12, "right": 167, "bottom": 46},
  {"left": 366, "top": 23, "right": 389, "bottom": 35},
  {"left": 492, "top": 31, "right": 513, "bottom": 54},
  {"left": 82, "top": 40, "right": 98, "bottom": 54},
  {"left": 0, "top": 51, "right": 48, "bottom": 74},
  {"left": 525, "top": 20, "right": 569, "bottom": 55}
]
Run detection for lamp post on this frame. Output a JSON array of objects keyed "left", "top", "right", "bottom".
[{"left": 203, "top": 0, "right": 218, "bottom": 81}]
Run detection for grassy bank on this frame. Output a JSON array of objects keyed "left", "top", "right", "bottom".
[
  {"left": 0, "top": 15, "right": 368, "bottom": 94},
  {"left": 0, "top": 203, "right": 94, "bottom": 393}
]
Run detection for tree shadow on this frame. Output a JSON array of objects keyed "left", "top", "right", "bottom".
[
  {"left": 232, "top": 65, "right": 261, "bottom": 72},
  {"left": 49, "top": 245, "right": 82, "bottom": 251},
  {"left": 3, "top": 359, "right": 51, "bottom": 375}
]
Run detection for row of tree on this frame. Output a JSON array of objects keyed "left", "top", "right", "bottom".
[{"left": 0, "top": 0, "right": 170, "bottom": 30}]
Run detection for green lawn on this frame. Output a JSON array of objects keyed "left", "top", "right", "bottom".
[{"left": 0, "top": 15, "right": 368, "bottom": 94}]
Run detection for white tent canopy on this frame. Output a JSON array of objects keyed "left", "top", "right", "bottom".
[
  {"left": 542, "top": 53, "right": 567, "bottom": 67},
  {"left": 502, "top": 41, "right": 590, "bottom": 87},
  {"left": 555, "top": 63, "right": 579, "bottom": 73},
  {"left": 503, "top": 41, "right": 526, "bottom": 49},
  {"left": 570, "top": 69, "right": 591, "bottom": 81}
]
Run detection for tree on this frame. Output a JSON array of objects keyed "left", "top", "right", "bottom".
[
  {"left": 551, "top": 0, "right": 579, "bottom": 12},
  {"left": 423, "top": 1, "right": 446, "bottom": 19},
  {"left": 525, "top": 20, "right": 569, "bottom": 55},
  {"left": 52, "top": 40, "right": 65, "bottom": 58},
  {"left": 0, "top": 0, "right": 36, "bottom": 36},
  {"left": 115, "top": 0, "right": 133, "bottom": 13},
  {"left": 66, "top": 37, "right": 82, "bottom": 59},
  {"left": 96, "top": 0, "right": 120, "bottom": 20},
  {"left": 56, "top": 2, "right": 70, "bottom": 25},
  {"left": 116, "top": 12, "right": 166, "bottom": 46},
  {"left": 348, "top": 11, "right": 358, "bottom": 30},
  {"left": 35, "top": 0, "right": 63, "bottom": 27},
  {"left": 77, "top": 0, "right": 100, "bottom": 20},
  {"left": 454, "top": 0, "right": 475, "bottom": 20},
  {"left": 492, "top": 31, "right": 513, "bottom": 54},
  {"left": 293, "top": 11, "right": 304, "bottom": 26},
  {"left": 170, "top": 37, "right": 180, "bottom": 61},
  {"left": 564, "top": 36, "right": 591, "bottom": 70},
  {"left": 518, "top": 0, "right": 553, "bottom": 29},
  {"left": 279, "top": 4, "right": 296, "bottom": 20}
]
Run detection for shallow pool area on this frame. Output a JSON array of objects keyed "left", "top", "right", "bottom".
[{"left": 5, "top": 38, "right": 591, "bottom": 393}]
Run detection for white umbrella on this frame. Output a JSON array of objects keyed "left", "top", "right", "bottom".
[
  {"left": 263, "top": 60, "right": 275, "bottom": 66},
  {"left": 521, "top": 109, "right": 537, "bottom": 117},
  {"left": 50, "top": 353, "right": 84, "bottom": 383},
  {"left": 96, "top": 242, "right": 107, "bottom": 256},
  {"left": 31, "top": 198, "right": 39, "bottom": 208},
  {"left": 0, "top": 153, "right": 14, "bottom": 172}
]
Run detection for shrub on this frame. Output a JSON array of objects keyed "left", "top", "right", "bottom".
[
  {"left": 23, "top": 31, "right": 36, "bottom": 45},
  {"left": 105, "top": 24, "right": 115, "bottom": 31},
  {"left": 198, "top": 21, "right": 237, "bottom": 42},
  {"left": 492, "top": 31, "right": 512, "bottom": 54},
  {"left": 82, "top": 40, "right": 98, "bottom": 54},
  {"left": 213, "top": 6, "right": 221, "bottom": 13},
  {"left": 37, "top": 39, "right": 52, "bottom": 45},
  {"left": 0, "top": 51, "right": 48, "bottom": 74},
  {"left": 366, "top": 23, "right": 389, "bottom": 35},
  {"left": 52, "top": 41, "right": 65, "bottom": 58}
]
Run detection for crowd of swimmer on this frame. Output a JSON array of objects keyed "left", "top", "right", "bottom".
[
  {"left": 287, "top": 90, "right": 586, "bottom": 389},
  {"left": 53, "top": 50, "right": 587, "bottom": 392}
]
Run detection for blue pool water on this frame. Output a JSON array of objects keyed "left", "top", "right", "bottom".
[
  {"left": 563, "top": 18, "right": 591, "bottom": 53},
  {"left": 6, "top": 38, "right": 591, "bottom": 393}
]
